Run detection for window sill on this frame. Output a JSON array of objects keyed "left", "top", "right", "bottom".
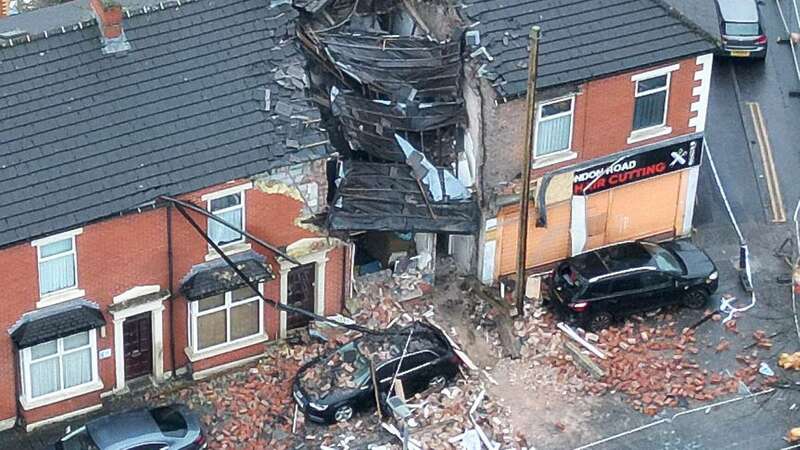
[
  {"left": 532, "top": 151, "right": 578, "bottom": 169},
  {"left": 19, "top": 379, "right": 103, "bottom": 411},
  {"left": 184, "top": 334, "right": 268, "bottom": 362},
  {"left": 36, "top": 288, "right": 86, "bottom": 309},
  {"left": 627, "top": 126, "right": 672, "bottom": 144},
  {"left": 204, "top": 242, "right": 252, "bottom": 262}
]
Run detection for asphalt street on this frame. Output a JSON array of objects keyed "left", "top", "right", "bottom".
[{"left": 574, "top": 2, "right": 800, "bottom": 449}]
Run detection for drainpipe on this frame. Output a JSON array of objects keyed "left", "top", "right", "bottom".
[{"left": 166, "top": 204, "right": 176, "bottom": 378}]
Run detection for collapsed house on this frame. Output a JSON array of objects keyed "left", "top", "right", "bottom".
[{"left": 297, "top": 0, "right": 479, "bottom": 281}]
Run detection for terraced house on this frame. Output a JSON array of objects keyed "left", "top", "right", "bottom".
[
  {"left": 0, "top": 0, "right": 351, "bottom": 430},
  {"left": 449, "top": 0, "right": 719, "bottom": 286}
]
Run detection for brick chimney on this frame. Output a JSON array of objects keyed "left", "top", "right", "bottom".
[{"left": 90, "top": 0, "right": 131, "bottom": 54}]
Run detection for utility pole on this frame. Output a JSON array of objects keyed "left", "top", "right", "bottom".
[{"left": 515, "top": 25, "right": 541, "bottom": 317}]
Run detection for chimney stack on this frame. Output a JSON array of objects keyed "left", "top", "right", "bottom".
[{"left": 90, "top": 0, "right": 131, "bottom": 54}]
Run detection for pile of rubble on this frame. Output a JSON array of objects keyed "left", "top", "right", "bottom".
[
  {"left": 306, "top": 272, "right": 522, "bottom": 449},
  {"left": 458, "top": 288, "right": 776, "bottom": 418},
  {"left": 577, "top": 320, "right": 776, "bottom": 415},
  {"left": 137, "top": 341, "right": 334, "bottom": 450}
]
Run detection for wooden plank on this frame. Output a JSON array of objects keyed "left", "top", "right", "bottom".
[{"left": 563, "top": 341, "right": 605, "bottom": 380}]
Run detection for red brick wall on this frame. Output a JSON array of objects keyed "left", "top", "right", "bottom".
[
  {"left": 0, "top": 174, "right": 348, "bottom": 426},
  {"left": 479, "top": 56, "right": 704, "bottom": 196}
]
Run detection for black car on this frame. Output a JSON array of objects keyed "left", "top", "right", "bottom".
[
  {"left": 292, "top": 321, "right": 461, "bottom": 424},
  {"left": 49, "top": 404, "right": 205, "bottom": 450},
  {"left": 544, "top": 240, "right": 718, "bottom": 331}
]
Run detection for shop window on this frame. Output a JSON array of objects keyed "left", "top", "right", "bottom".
[
  {"left": 207, "top": 192, "right": 245, "bottom": 247},
  {"left": 190, "top": 286, "right": 262, "bottom": 352},
  {"left": 36, "top": 236, "right": 78, "bottom": 296},
  {"left": 633, "top": 74, "right": 669, "bottom": 130},
  {"left": 21, "top": 331, "right": 97, "bottom": 402},
  {"left": 534, "top": 97, "right": 574, "bottom": 157}
]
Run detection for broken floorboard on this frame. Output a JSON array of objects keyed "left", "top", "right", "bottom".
[{"left": 563, "top": 341, "right": 606, "bottom": 380}]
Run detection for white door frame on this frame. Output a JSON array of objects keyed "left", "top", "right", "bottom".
[{"left": 110, "top": 289, "right": 168, "bottom": 393}]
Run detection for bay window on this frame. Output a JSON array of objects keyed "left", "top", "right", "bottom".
[
  {"left": 190, "top": 286, "right": 263, "bottom": 352},
  {"left": 20, "top": 331, "right": 98, "bottom": 404}
]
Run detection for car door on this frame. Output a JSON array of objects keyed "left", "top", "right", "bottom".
[
  {"left": 636, "top": 271, "right": 676, "bottom": 307},
  {"left": 608, "top": 272, "right": 652, "bottom": 313}
]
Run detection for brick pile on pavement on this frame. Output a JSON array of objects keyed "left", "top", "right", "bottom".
[
  {"left": 460, "top": 288, "right": 777, "bottom": 417},
  {"left": 139, "top": 339, "right": 338, "bottom": 450}
]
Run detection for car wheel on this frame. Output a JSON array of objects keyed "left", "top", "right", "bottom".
[
  {"left": 683, "top": 288, "right": 709, "bottom": 310},
  {"left": 334, "top": 405, "right": 353, "bottom": 423},
  {"left": 428, "top": 375, "right": 447, "bottom": 391},
  {"left": 588, "top": 311, "right": 613, "bottom": 331}
]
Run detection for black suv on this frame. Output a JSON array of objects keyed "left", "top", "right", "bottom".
[
  {"left": 292, "top": 321, "right": 460, "bottom": 424},
  {"left": 544, "top": 240, "right": 718, "bottom": 331}
]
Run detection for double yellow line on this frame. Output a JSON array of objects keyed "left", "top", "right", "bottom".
[{"left": 748, "top": 102, "right": 786, "bottom": 223}]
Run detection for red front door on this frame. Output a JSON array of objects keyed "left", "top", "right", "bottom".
[{"left": 123, "top": 312, "right": 153, "bottom": 380}]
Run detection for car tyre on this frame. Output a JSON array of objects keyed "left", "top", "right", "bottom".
[
  {"left": 683, "top": 288, "right": 709, "bottom": 310},
  {"left": 428, "top": 375, "right": 447, "bottom": 391},
  {"left": 334, "top": 405, "right": 353, "bottom": 423},
  {"left": 588, "top": 311, "right": 613, "bottom": 331}
]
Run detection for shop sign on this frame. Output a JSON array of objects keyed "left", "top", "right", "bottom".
[{"left": 573, "top": 136, "right": 703, "bottom": 195}]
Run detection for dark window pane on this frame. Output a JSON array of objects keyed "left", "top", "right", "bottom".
[
  {"left": 612, "top": 275, "right": 645, "bottom": 292},
  {"left": 633, "top": 91, "right": 667, "bottom": 130},
  {"left": 725, "top": 22, "right": 760, "bottom": 36},
  {"left": 209, "top": 193, "right": 241, "bottom": 212},
  {"left": 581, "top": 280, "right": 613, "bottom": 299},
  {"left": 541, "top": 99, "right": 572, "bottom": 117},
  {"left": 150, "top": 406, "right": 188, "bottom": 438},
  {"left": 636, "top": 75, "right": 668, "bottom": 93},
  {"left": 639, "top": 272, "right": 670, "bottom": 286}
]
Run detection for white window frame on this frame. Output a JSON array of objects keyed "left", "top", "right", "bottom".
[
  {"left": 202, "top": 182, "right": 252, "bottom": 250},
  {"left": 533, "top": 96, "right": 575, "bottom": 159},
  {"left": 189, "top": 284, "right": 264, "bottom": 355},
  {"left": 19, "top": 330, "right": 101, "bottom": 409},
  {"left": 632, "top": 73, "right": 671, "bottom": 131},
  {"left": 32, "top": 229, "right": 85, "bottom": 306}
]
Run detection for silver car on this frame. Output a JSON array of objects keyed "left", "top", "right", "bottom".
[
  {"left": 716, "top": 0, "right": 768, "bottom": 60},
  {"left": 49, "top": 404, "right": 206, "bottom": 450}
]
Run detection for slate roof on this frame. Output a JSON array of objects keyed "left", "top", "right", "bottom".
[
  {"left": 0, "top": 0, "right": 328, "bottom": 249},
  {"left": 462, "top": 0, "right": 718, "bottom": 99}
]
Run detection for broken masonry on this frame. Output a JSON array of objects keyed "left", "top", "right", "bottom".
[{"left": 298, "top": 0, "right": 478, "bottom": 280}]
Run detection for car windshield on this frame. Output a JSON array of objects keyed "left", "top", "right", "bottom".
[
  {"left": 641, "top": 242, "right": 683, "bottom": 274},
  {"left": 299, "top": 342, "right": 372, "bottom": 398},
  {"left": 336, "top": 342, "right": 372, "bottom": 386},
  {"left": 725, "top": 22, "right": 760, "bottom": 36},
  {"left": 57, "top": 426, "right": 99, "bottom": 450}
]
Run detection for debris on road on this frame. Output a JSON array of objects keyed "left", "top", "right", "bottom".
[{"left": 779, "top": 352, "right": 800, "bottom": 370}]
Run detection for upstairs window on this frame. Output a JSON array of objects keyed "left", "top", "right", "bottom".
[
  {"left": 37, "top": 237, "right": 77, "bottom": 296},
  {"left": 534, "top": 97, "right": 574, "bottom": 157},
  {"left": 208, "top": 192, "right": 244, "bottom": 247},
  {"left": 633, "top": 74, "right": 669, "bottom": 131}
]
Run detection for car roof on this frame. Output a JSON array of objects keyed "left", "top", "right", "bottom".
[
  {"left": 569, "top": 242, "right": 655, "bottom": 280},
  {"left": 716, "top": 0, "right": 759, "bottom": 22},
  {"left": 86, "top": 408, "right": 163, "bottom": 449}
]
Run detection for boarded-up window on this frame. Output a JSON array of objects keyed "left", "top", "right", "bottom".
[{"left": 496, "top": 201, "right": 572, "bottom": 276}]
